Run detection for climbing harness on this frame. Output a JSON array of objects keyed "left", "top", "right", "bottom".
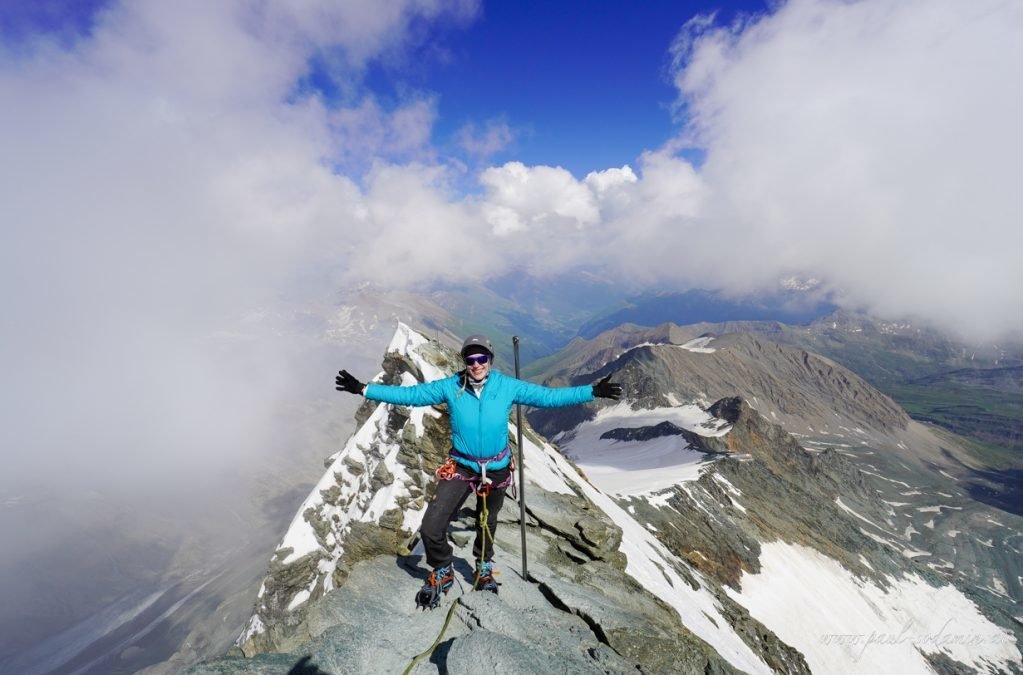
[{"left": 434, "top": 451, "right": 515, "bottom": 493}]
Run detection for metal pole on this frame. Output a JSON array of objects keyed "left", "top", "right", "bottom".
[{"left": 513, "top": 336, "right": 528, "bottom": 580}]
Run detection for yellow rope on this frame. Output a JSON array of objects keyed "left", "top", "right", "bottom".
[{"left": 402, "top": 487, "right": 492, "bottom": 675}]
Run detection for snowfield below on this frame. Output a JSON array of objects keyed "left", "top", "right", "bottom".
[{"left": 558, "top": 402, "right": 729, "bottom": 496}]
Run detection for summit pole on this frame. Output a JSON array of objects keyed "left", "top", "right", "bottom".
[{"left": 513, "top": 336, "right": 528, "bottom": 580}]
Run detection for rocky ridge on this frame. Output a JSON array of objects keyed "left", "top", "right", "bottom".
[
  {"left": 530, "top": 332, "right": 910, "bottom": 445},
  {"left": 193, "top": 324, "right": 1021, "bottom": 674}
]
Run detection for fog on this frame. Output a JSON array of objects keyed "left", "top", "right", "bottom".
[{"left": 1, "top": 0, "right": 1020, "bottom": 666}]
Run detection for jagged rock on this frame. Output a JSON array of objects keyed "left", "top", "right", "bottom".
[
  {"left": 370, "top": 460, "right": 395, "bottom": 490},
  {"left": 534, "top": 332, "right": 911, "bottom": 440},
  {"left": 619, "top": 398, "right": 898, "bottom": 596},
  {"left": 712, "top": 590, "right": 810, "bottom": 675},
  {"left": 342, "top": 456, "right": 365, "bottom": 476},
  {"left": 524, "top": 489, "right": 624, "bottom": 568},
  {"left": 193, "top": 534, "right": 673, "bottom": 674},
  {"left": 444, "top": 629, "right": 632, "bottom": 675},
  {"left": 535, "top": 562, "right": 743, "bottom": 674}
]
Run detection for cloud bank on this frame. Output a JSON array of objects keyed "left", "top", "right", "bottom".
[{"left": 670, "top": 0, "right": 1023, "bottom": 337}]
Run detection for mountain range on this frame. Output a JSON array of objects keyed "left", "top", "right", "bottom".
[{"left": 5, "top": 284, "right": 1022, "bottom": 674}]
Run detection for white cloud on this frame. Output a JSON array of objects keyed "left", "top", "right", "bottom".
[
  {"left": 668, "top": 0, "right": 1023, "bottom": 338},
  {"left": 456, "top": 119, "right": 514, "bottom": 159},
  {"left": 480, "top": 161, "right": 601, "bottom": 234},
  {"left": 584, "top": 164, "right": 638, "bottom": 197},
  {"left": 348, "top": 162, "right": 496, "bottom": 285},
  {"left": 328, "top": 95, "right": 439, "bottom": 171},
  {"left": 461, "top": 0, "right": 1023, "bottom": 338}
]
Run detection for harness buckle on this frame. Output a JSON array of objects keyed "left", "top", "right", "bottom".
[
  {"left": 477, "top": 464, "right": 492, "bottom": 497},
  {"left": 476, "top": 479, "right": 492, "bottom": 497}
]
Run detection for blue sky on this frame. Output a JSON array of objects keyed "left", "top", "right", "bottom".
[
  {"left": 412, "top": 1, "right": 762, "bottom": 174},
  {"left": 368, "top": 0, "right": 769, "bottom": 175},
  {"left": 0, "top": 0, "right": 108, "bottom": 44},
  {"left": 0, "top": 0, "right": 767, "bottom": 177}
]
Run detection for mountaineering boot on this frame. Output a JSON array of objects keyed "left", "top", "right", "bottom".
[
  {"left": 474, "top": 560, "right": 499, "bottom": 594},
  {"left": 415, "top": 564, "right": 453, "bottom": 610}
]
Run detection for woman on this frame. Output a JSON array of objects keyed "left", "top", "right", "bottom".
[{"left": 335, "top": 334, "right": 622, "bottom": 608}]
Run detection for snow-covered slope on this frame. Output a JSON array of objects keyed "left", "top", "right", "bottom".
[
  {"left": 730, "top": 541, "right": 1019, "bottom": 674},
  {"left": 560, "top": 402, "right": 1020, "bottom": 672}
]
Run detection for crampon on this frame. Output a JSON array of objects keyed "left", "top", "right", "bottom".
[
  {"left": 475, "top": 560, "right": 500, "bottom": 594},
  {"left": 415, "top": 564, "right": 454, "bottom": 610}
]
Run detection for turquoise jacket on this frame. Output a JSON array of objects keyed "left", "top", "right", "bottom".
[{"left": 365, "top": 369, "right": 594, "bottom": 471}]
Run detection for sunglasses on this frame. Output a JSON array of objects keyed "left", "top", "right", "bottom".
[{"left": 464, "top": 354, "right": 491, "bottom": 366}]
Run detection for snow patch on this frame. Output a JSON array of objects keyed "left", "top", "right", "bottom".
[
  {"left": 680, "top": 336, "right": 717, "bottom": 353},
  {"left": 287, "top": 590, "right": 310, "bottom": 611},
  {"left": 727, "top": 542, "right": 1020, "bottom": 674},
  {"left": 901, "top": 547, "right": 931, "bottom": 559},
  {"left": 859, "top": 470, "right": 913, "bottom": 488},
  {"left": 835, "top": 498, "right": 891, "bottom": 533},
  {"left": 916, "top": 505, "right": 962, "bottom": 514}
]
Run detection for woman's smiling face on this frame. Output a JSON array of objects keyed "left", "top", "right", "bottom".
[{"left": 464, "top": 351, "right": 491, "bottom": 379}]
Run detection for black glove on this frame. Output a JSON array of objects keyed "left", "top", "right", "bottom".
[
  {"left": 335, "top": 369, "right": 365, "bottom": 395},
  {"left": 592, "top": 374, "right": 623, "bottom": 400}
]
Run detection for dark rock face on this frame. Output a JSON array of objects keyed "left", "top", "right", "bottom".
[
  {"left": 523, "top": 489, "right": 626, "bottom": 570},
  {"left": 599, "top": 421, "right": 686, "bottom": 442}
]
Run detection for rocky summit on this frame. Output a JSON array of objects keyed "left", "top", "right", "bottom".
[{"left": 191, "top": 324, "right": 1021, "bottom": 674}]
